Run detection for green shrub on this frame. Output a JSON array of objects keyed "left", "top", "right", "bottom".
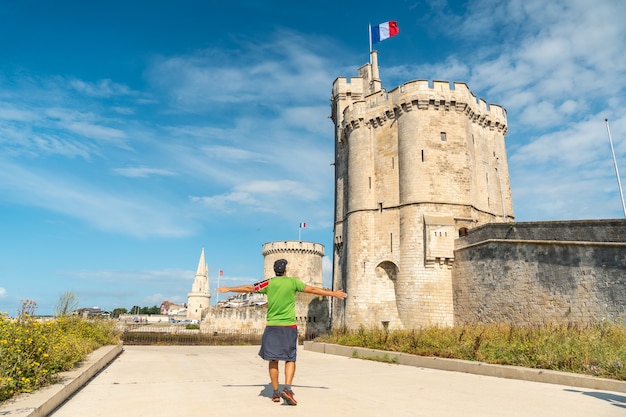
[{"left": 0, "top": 314, "right": 119, "bottom": 402}]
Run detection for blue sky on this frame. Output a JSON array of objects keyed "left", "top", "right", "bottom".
[{"left": 1, "top": 0, "right": 625, "bottom": 316}]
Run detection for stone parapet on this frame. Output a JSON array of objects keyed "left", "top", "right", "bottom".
[
  {"left": 457, "top": 219, "right": 626, "bottom": 247},
  {"left": 453, "top": 220, "right": 626, "bottom": 326}
]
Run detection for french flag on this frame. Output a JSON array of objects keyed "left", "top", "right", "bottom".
[
  {"left": 299, "top": 222, "right": 306, "bottom": 228},
  {"left": 371, "top": 21, "right": 399, "bottom": 44}
]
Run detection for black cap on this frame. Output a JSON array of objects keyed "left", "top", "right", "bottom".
[{"left": 273, "top": 259, "right": 288, "bottom": 274}]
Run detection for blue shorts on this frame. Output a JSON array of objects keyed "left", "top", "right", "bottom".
[{"left": 258, "top": 326, "right": 298, "bottom": 362}]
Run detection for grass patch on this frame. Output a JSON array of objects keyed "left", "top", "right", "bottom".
[
  {"left": 317, "top": 322, "right": 626, "bottom": 380},
  {"left": 351, "top": 350, "right": 399, "bottom": 364},
  {"left": 0, "top": 314, "right": 120, "bottom": 402}
]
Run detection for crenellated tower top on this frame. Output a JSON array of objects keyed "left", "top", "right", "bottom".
[{"left": 331, "top": 51, "right": 507, "bottom": 137}]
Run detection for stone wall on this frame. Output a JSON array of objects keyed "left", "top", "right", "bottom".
[
  {"left": 201, "top": 304, "right": 329, "bottom": 337},
  {"left": 452, "top": 219, "right": 626, "bottom": 325},
  {"left": 202, "top": 305, "right": 268, "bottom": 331}
]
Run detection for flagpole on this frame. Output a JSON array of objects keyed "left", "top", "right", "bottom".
[
  {"left": 216, "top": 270, "right": 220, "bottom": 304},
  {"left": 605, "top": 119, "right": 626, "bottom": 218},
  {"left": 368, "top": 23, "right": 372, "bottom": 59},
  {"left": 298, "top": 226, "right": 301, "bottom": 241}
]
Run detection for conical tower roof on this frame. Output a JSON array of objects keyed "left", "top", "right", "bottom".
[
  {"left": 191, "top": 248, "right": 209, "bottom": 294},
  {"left": 196, "top": 248, "right": 208, "bottom": 277}
]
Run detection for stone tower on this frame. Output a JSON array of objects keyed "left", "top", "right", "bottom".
[
  {"left": 262, "top": 241, "right": 329, "bottom": 335},
  {"left": 187, "top": 248, "right": 211, "bottom": 320},
  {"left": 331, "top": 51, "right": 514, "bottom": 330}
]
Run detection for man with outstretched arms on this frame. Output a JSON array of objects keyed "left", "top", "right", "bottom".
[{"left": 217, "top": 258, "right": 347, "bottom": 405}]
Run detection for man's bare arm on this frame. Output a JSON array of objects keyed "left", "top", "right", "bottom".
[
  {"left": 217, "top": 285, "right": 255, "bottom": 293},
  {"left": 303, "top": 286, "right": 347, "bottom": 299}
]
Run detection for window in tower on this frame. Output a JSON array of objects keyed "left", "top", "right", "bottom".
[
  {"left": 441, "top": 132, "right": 447, "bottom": 141},
  {"left": 421, "top": 149, "right": 425, "bottom": 162}
]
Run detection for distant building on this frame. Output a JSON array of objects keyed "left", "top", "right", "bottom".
[
  {"left": 74, "top": 307, "right": 110, "bottom": 318},
  {"left": 187, "top": 248, "right": 211, "bottom": 320},
  {"left": 160, "top": 300, "right": 186, "bottom": 316}
]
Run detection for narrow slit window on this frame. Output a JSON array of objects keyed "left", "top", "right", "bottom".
[{"left": 441, "top": 132, "right": 447, "bottom": 141}]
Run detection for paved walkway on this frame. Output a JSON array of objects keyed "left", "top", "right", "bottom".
[{"left": 42, "top": 345, "right": 625, "bottom": 417}]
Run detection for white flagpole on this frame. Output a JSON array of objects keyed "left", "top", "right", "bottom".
[
  {"left": 605, "top": 119, "right": 626, "bottom": 218},
  {"left": 298, "top": 225, "right": 301, "bottom": 241},
  {"left": 368, "top": 23, "right": 373, "bottom": 60},
  {"left": 216, "top": 270, "right": 220, "bottom": 304}
]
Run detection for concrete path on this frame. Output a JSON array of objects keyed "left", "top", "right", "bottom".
[{"left": 44, "top": 345, "right": 625, "bottom": 417}]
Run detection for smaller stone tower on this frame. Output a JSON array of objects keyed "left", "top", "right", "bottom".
[
  {"left": 262, "top": 241, "right": 329, "bottom": 336},
  {"left": 187, "top": 248, "right": 211, "bottom": 320}
]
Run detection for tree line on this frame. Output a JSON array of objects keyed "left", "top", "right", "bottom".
[{"left": 110, "top": 305, "right": 161, "bottom": 318}]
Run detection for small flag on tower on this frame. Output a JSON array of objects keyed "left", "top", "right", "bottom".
[
  {"left": 299, "top": 222, "right": 306, "bottom": 228},
  {"left": 371, "top": 21, "right": 399, "bottom": 44},
  {"left": 219, "top": 270, "right": 223, "bottom": 277}
]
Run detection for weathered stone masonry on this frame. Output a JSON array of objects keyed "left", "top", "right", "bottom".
[
  {"left": 331, "top": 51, "right": 513, "bottom": 329},
  {"left": 453, "top": 220, "right": 626, "bottom": 325}
]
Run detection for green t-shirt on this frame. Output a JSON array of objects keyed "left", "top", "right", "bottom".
[{"left": 256, "top": 276, "right": 306, "bottom": 326}]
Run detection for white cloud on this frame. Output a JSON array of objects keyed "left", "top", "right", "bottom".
[
  {"left": 512, "top": 116, "right": 610, "bottom": 166},
  {"left": 191, "top": 191, "right": 264, "bottom": 213},
  {"left": 112, "top": 167, "right": 177, "bottom": 178},
  {"left": 65, "top": 121, "right": 127, "bottom": 143},
  {"left": 62, "top": 269, "right": 192, "bottom": 284},
  {"left": 200, "top": 145, "right": 266, "bottom": 163},
  {"left": 144, "top": 293, "right": 167, "bottom": 306},
  {"left": 0, "top": 104, "right": 39, "bottom": 122},
  {"left": 0, "top": 159, "right": 194, "bottom": 238},
  {"left": 68, "top": 79, "right": 133, "bottom": 98},
  {"left": 145, "top": 31, "right": 339, "bottom": 112},
  {"left": 191, "top": 179, "right": 319, "bottom": 214},
  {"left": 0, "top": 288, "right": 6, "bottom": 297}
]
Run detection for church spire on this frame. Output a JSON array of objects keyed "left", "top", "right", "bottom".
[
  {"left": 187, "top": 248, "right": 211, "bottom": 321},
  {"left": 196, "top": 247, "right": 208, "bottom": 277},
  {"left": 191, "top": 248, "right": 209, "bottom": 293}
]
